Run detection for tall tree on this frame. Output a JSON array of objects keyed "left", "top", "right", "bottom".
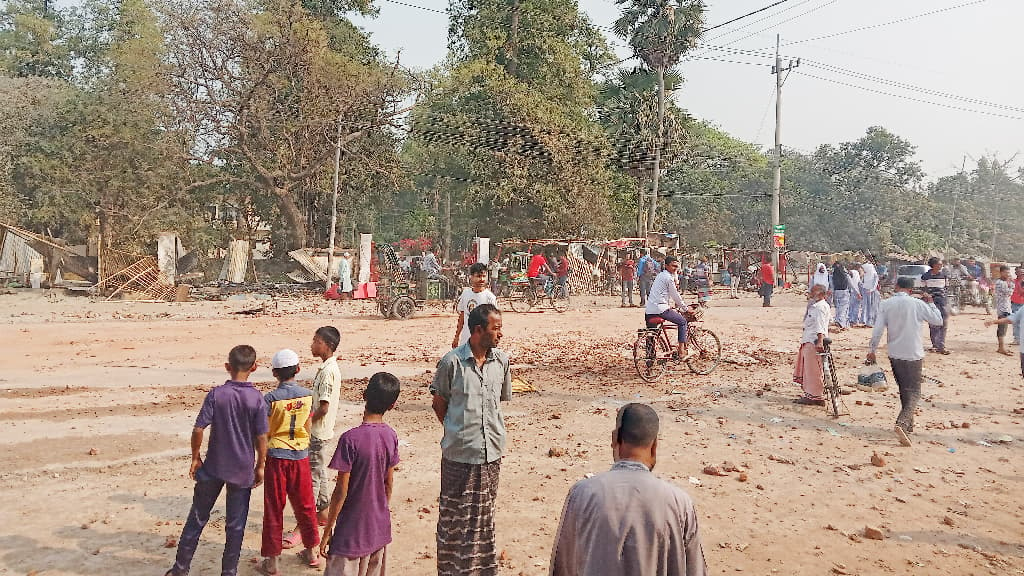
[
  {"left": 12, "top": 0, "right": 197, "bottom": 249},
  {"left": 613, "top": 0, "right": 704, "bottom": 234},
  {"left": 162, "top": 0, "right": 408, "bottom": 251},
  {"left": 408, "top": 0, "right": 618, "bottom": 245}
]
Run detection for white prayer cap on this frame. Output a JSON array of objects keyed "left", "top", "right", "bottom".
[{"left": 271, "top": 349, "right": 300, "bottom": 369}]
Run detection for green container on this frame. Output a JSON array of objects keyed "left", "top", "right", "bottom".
[{"left": 427, "top": 280, "right": 442, "bottom": 300}]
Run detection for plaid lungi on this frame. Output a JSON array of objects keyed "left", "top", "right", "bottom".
[{"left": 436, "top": 458, "right": 501, "bottom": 576}]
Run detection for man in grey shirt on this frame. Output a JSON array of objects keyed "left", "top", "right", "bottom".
[
  {"left": 867, "top": 276, "right": 943, "bottom": 447},
  {"left": 431, "top": 304, "right": 511, "bottom": 576},
  {"left": 549, "top": 403, "right": 708, "bottom": 576}
]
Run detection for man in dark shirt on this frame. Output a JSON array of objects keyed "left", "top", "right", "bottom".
[{"left": 920, "top": 257, "right": 950, "bottom": 354}]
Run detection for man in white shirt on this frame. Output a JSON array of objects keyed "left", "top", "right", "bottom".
[
  {"left": 848, "top": 263, "right": 863, "bottom": 327},
  {"left": 644, "top": 256, "right": 692, "bottom": 360},
  {"left": 452, "top": 263, "right": 498, "bottom": 348},
  {"left": 793, "top": 284, "right": 830, "bottom": 406},
  {"left": 860, "top": 257, "right": 880, "bottom": 327},
  {"left": 867, "top": 277, "right": 943, "bottom": 447}
]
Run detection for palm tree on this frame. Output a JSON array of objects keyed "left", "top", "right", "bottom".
[
  {"left": 597, "top": 67, "right": 688, "bottom": 235},
  {"left": 612, "top": 0, "right": 704, "bottom": 236}
]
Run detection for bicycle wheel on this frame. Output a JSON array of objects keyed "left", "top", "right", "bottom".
[
  {"left": 685, "top": 328, "right": 721, "bottom": 375},
  {"left": 822, "top": 353, "right": 843, "bottom": 417},
  {"left": 633, "top": 331, "right": 670, "bottom": 382},
  {"left": 507, "top": 286, "right": 529, "bottom": 313},
  {"left": 551, "top": 289, "right": 570, "bottom": 313}
]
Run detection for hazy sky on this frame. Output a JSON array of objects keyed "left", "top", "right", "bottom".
[{"left": 351, "top": 0, "right": 1022, "bottom": 180}]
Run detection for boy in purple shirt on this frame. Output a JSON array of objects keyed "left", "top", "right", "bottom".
[
  {"left": 318, "top": 372, "right": 401, "bottom": 576},
  {"left": 165, "top": 345, "right": 269, "bottom": 576}
]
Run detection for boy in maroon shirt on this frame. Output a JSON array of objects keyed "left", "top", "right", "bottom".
[
  {"left": 165, "top": 345, "right": 269, "bottom": 576},
  {"left": 319, "top": 372, "right": 402, "bottom": 575}
]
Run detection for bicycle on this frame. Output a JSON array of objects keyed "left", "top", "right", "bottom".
[
  {"left": 508, "top": 276, "right": 570, "bottom": 313},
  {"left": 819, "top": 338, "right": 848, "bottom": 417},
  {"left": 632, "top": 304, "right": 721, "bottom": 382}
]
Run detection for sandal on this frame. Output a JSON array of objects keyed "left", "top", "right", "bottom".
[
  {"left": 793, "top": 397, "right": 825, "bottom": 406},
  {"left": 281, "top": 530, "right": 300, "bottom": 550}
]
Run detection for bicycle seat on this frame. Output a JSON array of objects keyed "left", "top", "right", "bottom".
[
  {"left": 822, "top": 337, "right": 832, "bottom": 347},
  {"left": 646, "top": 316, "right": 666, "bottom": 324}
]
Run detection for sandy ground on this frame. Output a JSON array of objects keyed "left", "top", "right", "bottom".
[{"left": 0, "top": 288, "right": 1022, "bottom": 576}]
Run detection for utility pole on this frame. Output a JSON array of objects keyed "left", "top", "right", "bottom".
[
  {"left": 771, "top": 34, "right": 798, "bottom": 282},
  {"left": 326, "top": 114, "right": 343, "bottom": 291}
]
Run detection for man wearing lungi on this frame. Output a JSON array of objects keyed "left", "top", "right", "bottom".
[{"left": 430, "top": 303, "right": 512, "bottom": 576}]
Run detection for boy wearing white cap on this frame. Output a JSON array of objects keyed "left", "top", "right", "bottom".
[{"left": 258, "top": 349, "right": 321, "bottom": 574}]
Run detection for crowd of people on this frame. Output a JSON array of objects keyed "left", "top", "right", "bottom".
[
  {"left": 794, "top": 254, "right": 1024, "bottom": 447},
  {"left": 161, "top": 246, "right": 1023, "bottom": 576},
  {"left": 164, "top": 305, "right": 708, "bottom": 576}
]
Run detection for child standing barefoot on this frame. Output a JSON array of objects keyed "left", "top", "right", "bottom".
[{"left": 319, "top": 372, "right": 402, "bottom": 575}]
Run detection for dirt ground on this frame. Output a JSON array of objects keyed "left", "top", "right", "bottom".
[{"left": 0, "top": 289, "right": 1021, "bottom": 576}]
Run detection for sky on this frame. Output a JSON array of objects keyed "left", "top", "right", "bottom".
[{"left": 349, "top": 0, "right": 1022, "bottom": 180}]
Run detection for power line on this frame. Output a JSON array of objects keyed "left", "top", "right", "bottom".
[
  {"left": 801, "top": 60, "right": 1024, "bottom": 114},
  {"left": 777, "top": 0, "right": 989, "bottom": 47},
  {"left": 704, "top": 0, "right": 793, "bottom": 33},
  {"left": 795, "top": 71, "right": 1024, "bottom": 121},
  {"left": 702, "top": 0, "right": 819, "bottom": 43},
  {"left": 708, "top": 0, "right": 841, "bottom": 49}
]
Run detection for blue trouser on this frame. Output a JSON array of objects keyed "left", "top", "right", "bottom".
[
  {"left": 862, "top": 288, "right": 880, "bottom": 326},
  {"left": 172, "top": 467, "right": 252, "bottom": 576},
  {"left": 647, "top": 309, "right": 688, "bottom": 344},
  {"left": 833, "top": 290, "right": 850, "bottom": 329},
  {"left": 1013, "top": 303, "right": 1023, "bottom": 341},
  {"left": 929, "top": 301, "right": 949, "bottom": 351},
  {"left": 639, "top": 278, "right": 653, "bottom": 304},
  {"left": 848, "top": 290, "right": 861, "bottom": 325}
]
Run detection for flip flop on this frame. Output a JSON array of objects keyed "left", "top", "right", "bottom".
[
  {"left": 894, "top": 425, "right": 912, "bottom": 447},
  {"left": 281, "top": 530, "right": 300, "bottom": 550},
  {"left": 255, "top": 559, "right": 280, "bottom": 576}
]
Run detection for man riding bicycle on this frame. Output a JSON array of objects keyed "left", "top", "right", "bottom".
[
  {"left": 527, "top": 248, "right": 551, "bottom": 296},
  {"left": 644, "top": 256, "right": 693, "bottom": 361}
]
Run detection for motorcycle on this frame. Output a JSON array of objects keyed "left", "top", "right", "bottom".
[{"left": 948, "top": 276, "right": 991, "bottom": 315}]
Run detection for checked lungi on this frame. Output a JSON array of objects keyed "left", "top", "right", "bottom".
[{"left": 436, "top": 458, "right": 501, "bottom": 576}]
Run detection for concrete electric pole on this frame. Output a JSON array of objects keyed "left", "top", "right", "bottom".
[{"left": 771, "top": 34, "right": 798, "bottom": 283}]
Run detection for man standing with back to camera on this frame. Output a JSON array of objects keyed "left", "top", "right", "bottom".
[{"left": 867, "top": 276, "right": 943, "bottom": 447}]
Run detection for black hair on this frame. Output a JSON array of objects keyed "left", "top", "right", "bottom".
[
  {"left": 228, "top": 345, "right": 257, "bottom": 372},
  {"left": 927, "top": 257, "right": 941, "bottom": 267},
  {"left": 615, "top": 403, "right": 660, "bottom": 446},
  {"left": 365, "top": 371, "right": 401, "bottom": 414},
  {"left": 664, "top": 255, "right": 678, "bottom": 266},
  {"left": 315, "top": 326, "right": 340, "bottom": 352},
  {"left": 896, "top": 276, "right": 915, "bottom": 290},
  {"left": 468, "top": 303, "right": 500, "bottom": 334},
  {"left": 1000, "top": 265, "right": 1010, "bottom": 272},
  {"left": 469, "top": 262, "right": 487, "bottom": 275},
  {"left": 272, "top": 365, "right": 299, "bottom": 382}
]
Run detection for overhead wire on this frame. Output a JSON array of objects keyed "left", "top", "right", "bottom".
[
  {"left": 795, "top": 71, "right": 1024, "bottom": 121},
  {"left": 703, "top": 0, "right": 794, "bottom": 33},
  {"left": 776, "top": 0, "right": 989, "bottom": 47}
]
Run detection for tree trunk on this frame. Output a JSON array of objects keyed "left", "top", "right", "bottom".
[
  {"left": 506, "top": 0, "right": 520, "bottom": 77},
  {"left": 274, "top": 186, "right": 308, "bottom": 251},
  {"left": 636, "top": 178, "right": 644, "bottom": 237},
  {"left": 648, "top": 65, "right": 665, "bottom": 235}
]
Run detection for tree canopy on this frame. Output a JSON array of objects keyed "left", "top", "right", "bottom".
[{"left": 0, "top": 0, "right": 1021, "bottom": 263}]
